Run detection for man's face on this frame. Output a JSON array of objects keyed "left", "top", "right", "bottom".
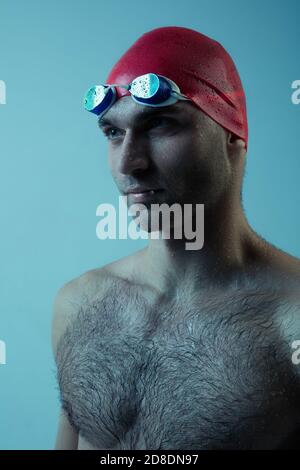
[{"left": 98, "top": 96, "right": 231, "bottom": 220}]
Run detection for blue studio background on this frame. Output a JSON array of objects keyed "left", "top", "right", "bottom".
[{"left": 0, "top": 0, "right": 299, "bottom": 449}]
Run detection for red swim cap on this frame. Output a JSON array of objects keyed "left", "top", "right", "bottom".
[{"left": 106, "top": 26, "right": 248, "bottom": 149}]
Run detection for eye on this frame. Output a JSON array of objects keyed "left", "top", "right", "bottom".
[
  {"left": 149, "top": 117, "right": 173, "bottom": 128},
  {"left": 146, "top": 117, "right": 179, "bottom": 135},
  {"left": 102, "top": 127, "right": 122, "bottom": 140}
]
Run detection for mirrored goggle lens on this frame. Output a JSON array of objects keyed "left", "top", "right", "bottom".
[
  {"left": 84, "top": 85, "right": 108, "bottom": 111},
  {"left": 84, "top": 85, "right": 116, "bottom": 115},
  {"left": 130, "top": 73, "right": 160, "bottom": 99}
]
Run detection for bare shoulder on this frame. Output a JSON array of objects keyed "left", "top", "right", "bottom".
[
  {"left": 272, "top": 283, "right": 300, "bottom": 379},
  {"left": 274, "top": 276, "right": 300, "bottom": 340},
  {"left": 240, "top": 266, "right": 300, "bottom": 344},
  {"left": 51, "top": 249, "right": 146, "bottom": 359},
  {"left": 51, "top": 265, "right": 127, "bottom": 358},
  {"left": 52, "top": 267, "right": 106, "bottom": 358}
]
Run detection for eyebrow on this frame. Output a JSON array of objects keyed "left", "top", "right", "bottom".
[{"left": 97, "top": 106, "right": 183, "bottom": 129}]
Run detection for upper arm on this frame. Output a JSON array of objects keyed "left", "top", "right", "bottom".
[
  {"left": 52, "top": 281, "right": 78, "bottom": 360},
  {"left": 52, "top": 281, "right": 81, "bottom": 449},
  {"left": 55, "top": 408, "right": 79, "bottom": 450},
  {"left": 51, "top": 270, "right": 106, "bottom": 357},
  {"left": 52, "top": 269, "right": 107, "bottom": 449}
]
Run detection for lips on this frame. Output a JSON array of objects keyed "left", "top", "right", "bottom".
[
  {"left": 131, "top": 189, "right": 156, "bottom": 195},
  {"left": 126, "top": 188, "right": 163, "bottom": 203},
  {"left": 125, "top": 187, "right": 162, "bottom": 195}
]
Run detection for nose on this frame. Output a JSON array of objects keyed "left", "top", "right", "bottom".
[{"left": 117, "top": 131, "right": 150, "bottom": 175}]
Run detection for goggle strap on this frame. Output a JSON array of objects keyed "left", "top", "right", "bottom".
[
  {"left": 171, "top": 90, "right": 189, "bottom": 100},
  {"left": 104, "top": 83, "right": 130, "bottom": 90}
]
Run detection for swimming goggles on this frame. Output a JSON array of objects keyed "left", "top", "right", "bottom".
[{"left": 84, "top": 73, "right": 190, "bottom": 118}]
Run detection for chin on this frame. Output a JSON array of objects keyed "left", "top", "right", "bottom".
[{"left": 137, "top": 211, "right": 185, "bottom": 237}]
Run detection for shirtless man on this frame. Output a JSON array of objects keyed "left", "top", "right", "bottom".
[{"left": 52, "top": 26, "right": 300, "bottom": 450}]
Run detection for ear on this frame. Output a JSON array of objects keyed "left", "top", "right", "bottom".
[{"left": 227, "top": 132, "right": 247, "bottom": 159}]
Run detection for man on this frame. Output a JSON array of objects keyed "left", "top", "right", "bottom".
[{"left": 52, "top": 26, "right": 300, "bottom": 450}]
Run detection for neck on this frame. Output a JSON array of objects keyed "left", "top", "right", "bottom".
[{"left": 142, "top": 199, "right": 262, "bottom": 293}]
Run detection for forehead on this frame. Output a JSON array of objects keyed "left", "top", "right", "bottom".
[{"left": 98, "top": 95, "right": 204, "bottom": 128}]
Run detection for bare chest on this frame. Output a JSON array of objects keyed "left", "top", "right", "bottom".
[{"left": 56, "top": 278, "right": 300, "bottom": 450}]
